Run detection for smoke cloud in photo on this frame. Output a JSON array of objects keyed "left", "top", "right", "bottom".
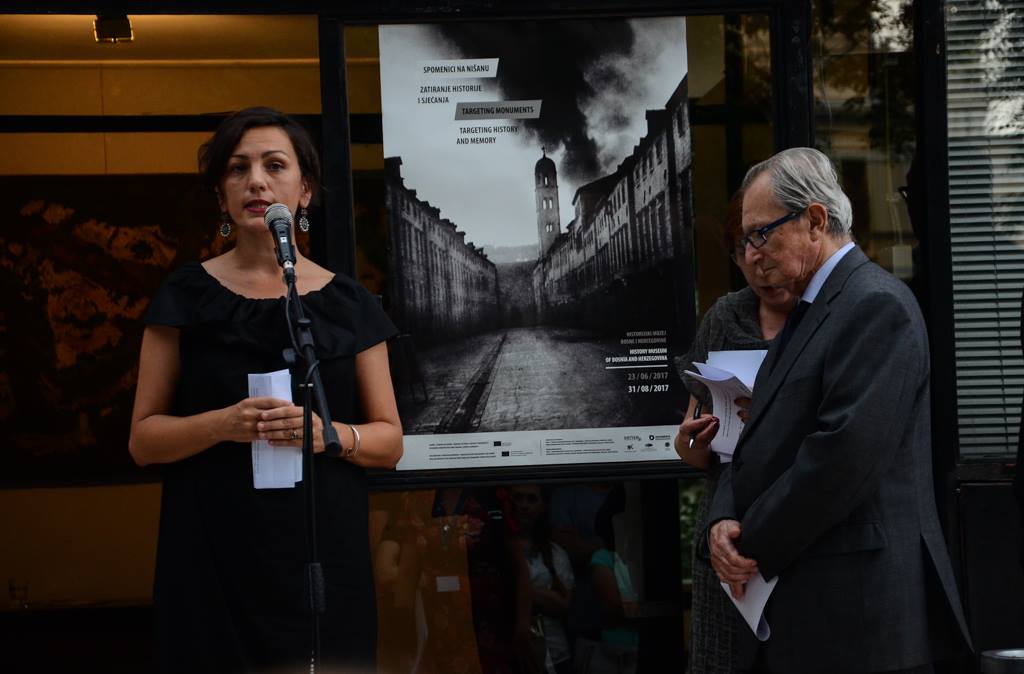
[
  {"left": 582, "top": 19, "right": 690, "bottom": 175},
  {"left": 437, "top": 19, "right": 634, "bottom": 186},
  {"left": 378, "top": 18, "right": 687, "bottom": 249}
]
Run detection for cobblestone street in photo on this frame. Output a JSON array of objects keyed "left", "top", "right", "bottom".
[{"left": 399, "top": 326, "right": 682, "bottom": 434}]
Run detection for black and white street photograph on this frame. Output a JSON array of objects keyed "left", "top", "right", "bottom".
[{"left": 379, "top": 18, "right": 697, "bottom": 463}]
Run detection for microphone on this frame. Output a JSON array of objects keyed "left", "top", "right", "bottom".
[{"left": 264, "top": 203, "right": 296, "bottom": 281}]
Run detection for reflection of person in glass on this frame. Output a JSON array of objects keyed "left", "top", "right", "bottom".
[
  {"left": 550, "top": 483, "right": 614, "bottom": 650},
  {"left": 128, "top": 107, "right": 403, "bottom": 672},
  {"left": 578, "top": 487, "right": 638, "bottom": 674},
  {"left": 372, "top": 492, "right": 422, "bottom": 673},
  {"left": 673, "top": 191, "right": 796, "bottom": 673},
  {"left": 508, "top": 485, "right": 575, "bottom": 674}
]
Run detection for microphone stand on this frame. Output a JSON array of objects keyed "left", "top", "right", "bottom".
[{"left": 280, "top": 263, "right": 342, "bottom": 674}]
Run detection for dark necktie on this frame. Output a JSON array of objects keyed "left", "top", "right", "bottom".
[{"left": 771, "top": 300, "right": 811, "bottom": 372}]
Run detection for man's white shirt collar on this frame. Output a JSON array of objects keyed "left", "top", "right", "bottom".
[{"left": 802, "top": 241, "right": 855, "bottom": 303}]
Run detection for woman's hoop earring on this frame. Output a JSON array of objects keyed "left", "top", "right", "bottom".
[
  {"left": 298, "top": 207, "right": 310, "bottom": 233},
  {"left": 219, "top": 212, "right": 232, "bottom": 238}
]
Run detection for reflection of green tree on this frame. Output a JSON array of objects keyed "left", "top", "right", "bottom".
[
  {"left": 812, "top": 0, "right": 916, "bottom": 160},
  {"left": 733, "top": 15, "right": 773, "bottom": 113},
  {"left": 678, "top": 478, "right": 703, "bottom": 583}
]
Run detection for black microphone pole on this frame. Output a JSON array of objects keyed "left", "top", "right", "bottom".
[{"left": 267, "top": 204, "right": 341, "bottom": 673}]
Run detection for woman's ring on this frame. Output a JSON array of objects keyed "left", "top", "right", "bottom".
[{"left": 290, "top": 430, "right": 298, "bottom": 440}]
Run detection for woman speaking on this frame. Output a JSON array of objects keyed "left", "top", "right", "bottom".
[{"left": 129, "top": 107, "right": 403, "bottom": 672}]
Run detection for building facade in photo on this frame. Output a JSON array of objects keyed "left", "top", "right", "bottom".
[{"left": 385, "top": 157, "right": 500, "bottom": 343}]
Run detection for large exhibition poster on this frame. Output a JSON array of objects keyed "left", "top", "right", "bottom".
[{"left": 379, "top": 17, "right": 696, "bottom": 470}]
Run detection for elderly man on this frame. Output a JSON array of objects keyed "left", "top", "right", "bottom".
[{"left": 707, "top": 148, "right": 970, "bottom": 673}]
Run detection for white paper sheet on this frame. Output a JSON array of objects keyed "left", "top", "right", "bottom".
[
  {"left": 683, "top": 363, "right": 748, "bottom": 459},
  {"left": 705, "top": 349, "right": 768, "bottom": 391},
  {"left": 683, "top": 350, "right": 767, "bottom": 461},
  {"left": 721, "top": 574, "right": 778, "bottom": 641},
  {"left": 435, "top": 575, "right": 461, "bottom": 593},
  {"left": 247, "top": 369, "right": 300, "bottom": 489}
]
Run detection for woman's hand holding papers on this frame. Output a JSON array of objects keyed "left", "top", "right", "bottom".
[
  {"left": 679, "top": 414, "right": 719, "bottom": 453},
  {"left": 674, "top": 395, "right": 719, "bottom": 468}
]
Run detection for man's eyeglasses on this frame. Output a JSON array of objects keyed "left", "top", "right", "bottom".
[{"left": 737, "top": 210, "right": 803, "bottom": 253}]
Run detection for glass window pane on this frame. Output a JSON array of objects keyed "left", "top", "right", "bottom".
[
  {"left": 0, "top": 14, "right": 320, "bottom": 486},
  {"left": 812, "top": 0, "right": 918, "bottom": 286},
  {"left": 370, "top": 481, "right": 682, "bottom": 672},
  {"left": 0, "top": 15, "right": 320, "bottom": 116},
  {"left": 945, "top": 0, "right": 1024, "bottom": 458},
  {"left": 689, "top": 14, "right": 773, "bottom": 314},
  {"left": 0, "top": 132, "right": 211, "bottom": 175}
]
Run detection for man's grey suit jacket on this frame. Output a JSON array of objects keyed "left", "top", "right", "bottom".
[{"left": 709, "top": 246, "right": 971, "bottom": 672}]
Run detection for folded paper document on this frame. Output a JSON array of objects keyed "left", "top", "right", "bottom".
[
  {"left": 683, "top": 350, "right": 767, "bottom": 461},
  {"left": 721, "top": 574, "right": 778, "bottom": 641},
  {"left": 248, "top": 369, "right": 300, "bottom": 489}
]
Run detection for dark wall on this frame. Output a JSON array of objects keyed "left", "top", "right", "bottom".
[{"left": 958, "top": 482, "right": 1024, "bottom": 653}]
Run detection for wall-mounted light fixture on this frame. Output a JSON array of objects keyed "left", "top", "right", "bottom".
[{"left": 94, "top": 15, "right": 133, "bottom": 43}]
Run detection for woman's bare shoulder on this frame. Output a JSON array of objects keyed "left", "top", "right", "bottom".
[
  {"left": 296, "top": 259, "right": 336, "bottom": 293},
  {"left": 199, "top": 251, "right": 233, "bottom": 276}
]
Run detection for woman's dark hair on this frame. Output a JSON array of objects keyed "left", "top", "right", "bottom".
[{"left": 198, "top": 106, "right": 321, "bottom": 196}]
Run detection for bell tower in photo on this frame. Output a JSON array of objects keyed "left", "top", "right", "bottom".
[{"left": 534, "top": 149, "right": 560, "bottom": 254}]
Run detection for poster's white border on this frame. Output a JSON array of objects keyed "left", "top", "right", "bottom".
[{"left": 396, "top": 425, "right": 679, "bottom": 471}]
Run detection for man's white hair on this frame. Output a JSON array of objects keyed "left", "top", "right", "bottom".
[{"left": 741, "top": 147, "right": 853, "bottom": 237}]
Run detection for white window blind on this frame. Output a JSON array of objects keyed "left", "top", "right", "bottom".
[{"left": 947, "top": 1, "right": 1024, "bottom": 457}]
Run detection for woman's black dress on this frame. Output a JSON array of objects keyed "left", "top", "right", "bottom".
[{"left": 143, "top": 262, "right": 396, "bottom": 673}]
